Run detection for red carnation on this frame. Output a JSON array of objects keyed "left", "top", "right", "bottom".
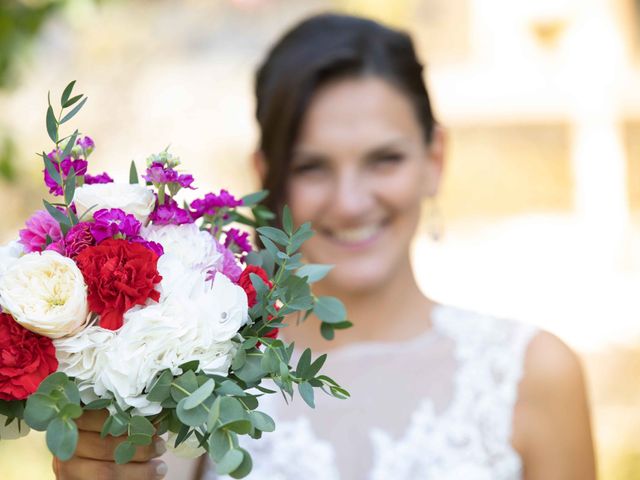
[
  {"left": 76, "top": 238, "right": 162, "bottom": 330},
  {"left": 0, "top": 313, "right": 58, "bottom": 400},
  {"left": 238, "top": 265, "right": 272, "bottom": 308}
]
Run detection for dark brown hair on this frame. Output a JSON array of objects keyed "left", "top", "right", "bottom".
[{"left": 255, "top": 13, "right": 437, "bottom": 220}]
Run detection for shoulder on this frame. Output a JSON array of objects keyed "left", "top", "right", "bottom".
[
  {"left": 512, "top": 330, "right": 596, "bottom": 478},
  {"left": 519, "top": 330, "right": 585, "bottom": 403}
]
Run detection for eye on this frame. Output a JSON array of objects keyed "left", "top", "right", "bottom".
[
  {"left": 291, "top": 157, "right": 328, "bottom": 176},
  {"left": 370, "top": 151, "right": 405, "bottom": 166}
]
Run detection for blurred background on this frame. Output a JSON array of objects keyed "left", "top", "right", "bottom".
[{"left": 0, "top": 0, "right": 638, "bottom": 478}]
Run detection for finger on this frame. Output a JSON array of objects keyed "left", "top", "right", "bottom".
[
  {"left": 75, "top": 409, "right": 109, "bottom": 432},
  {"left": 55, "top": 457, "right": 168, "bottom": 480},
  {"left": 75, "top": 431, "right": 166, "bottom": 462}
]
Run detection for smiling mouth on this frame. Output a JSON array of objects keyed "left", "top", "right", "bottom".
[{"left": 323, "top": 222, "right": 386, "bottom": 246}]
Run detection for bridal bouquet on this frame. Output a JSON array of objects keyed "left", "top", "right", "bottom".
[{"left": 0, "top": 82, "right": 349, "bottom": 477}]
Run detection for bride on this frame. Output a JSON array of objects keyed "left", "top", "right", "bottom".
[{"left": 56, "top": 12, "right": 596, "bottom": 480}]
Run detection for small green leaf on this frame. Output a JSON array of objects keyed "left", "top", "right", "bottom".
[
  {"left": 60, "top": 97, "right": 87, "bottom": 124},
  {"left": 83, "top": 399, "right": 111, "bottom": 410},
  {"left": 206, "top": 396, "right": 222, "bottom": 433},
  {"left": 114, "top": 441, "right": 136, "bottom": 464},
  {"left": 216, "top": 380, "right": 246, "bottom": 397},
  {"left": 307, "top": 354, "right": 327, "bottom": 379},
  {"left": 146, "top": 369, "right": 173, "bottom": 402},
  {"left": 43, "top": 155, "right": 62, "bottom": 186},
  {"left": 63, "top": 94, "right": 83, "bottom": 109},
  {"left": 43, "top": 200, "right": 71, "bottom": 227},
  {"left": 249, "top": 411, "right": 275, "bottom": 433},
  {"left": 216, "top": 448, "right": 244, "bottom": 476},
  {"left": 170, "top": 370, "right": 198, "bottom": 402},
  {"left": 295, "top": 348, "right": 312, "bottom": 379},
  {"left": 240, "top": 190, "right": 268, "bottom": 206},
  {"left": 61, "top": 130, "right": 79, "bottom": 160},
  {"left": 64, "top": 167, "right": 76, "bottom": 206},
  {"left": 296, "top": 264, "right": 333, "bottom": 283},
  {"left": 282, "top": 205, "right": 293, "bottom": 236},
  {"left": 129, "top": 160, "right": 139, "bottom": 184},
  {"left": 256, "top": 226, "right": 289, "bottom": 246},
  {"left": 61, "top": 81, "right": 76, "bottom": 107},
  {"left": 46, "top": 417, "right": 78, "bottom": 461},
  {"left": 229, "top": 448, "right": 253, "bottom": 479},
  {"left": 24, "top": 393, "right": 57, "bottom": 431},
  {"left": 183, "top": 379, "right": 215, "bottom": 410},
  {"left": 313, "top": 296, "right": 347, "bottom": 324},
  {"left": 128, "top": 416, "right": 155, "bottom": 446},
  {"left": 59, "top": 404, "right": 83, "bottom": 420},
  {"left": 208, "top": 429, "right": 232, "bottom": 463},
  {"left": 176, "top": 398, "right": 209, "bottom": 427},
  {"left": 298, "top": 381, "right": 315, "bottom": 408},
  {"left": 320, "top": 322, "right": 335, "bottom": 340},
  {"left": 46, "top": 105, "right": 58, "bottom": 143}
]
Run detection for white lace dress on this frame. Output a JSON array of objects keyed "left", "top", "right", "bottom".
[{"left": 204, "top": 304, "right": 538, "bottom": 480}]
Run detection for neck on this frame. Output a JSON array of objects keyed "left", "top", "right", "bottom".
[{"left": 284, "top": 254, "right": 435, "bottom": 352}]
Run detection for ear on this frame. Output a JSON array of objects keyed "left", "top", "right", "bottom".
[
  {"left": 252, "top": 150, "right": 268, "bottom": 185},
  {"left": 423, "top": 125, "right": 446, "bottom": 198}
]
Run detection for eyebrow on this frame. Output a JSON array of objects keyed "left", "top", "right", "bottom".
[{"left": 292, "top": 137, "right": 409, "bottom": 162}]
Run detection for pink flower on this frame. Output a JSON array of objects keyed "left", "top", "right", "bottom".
[
  {"left": 63, "top": 222, "right": 96, "bottom": 259},
  {"left": 18, "top": 210, "right": 63, "bottom": 253}
]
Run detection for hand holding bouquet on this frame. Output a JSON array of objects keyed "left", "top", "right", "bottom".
[{"left": 0, "top": 82, "right": 349, "bottom": 478}]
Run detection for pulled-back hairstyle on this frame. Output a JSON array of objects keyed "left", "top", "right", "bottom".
[{"left": 255, "top": 13, "right": 437, "bottom": 219}]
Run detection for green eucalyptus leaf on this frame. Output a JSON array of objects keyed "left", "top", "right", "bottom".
[
  {"left": 128, "top": 416, "right": 155, "bottom": 446},
  {"left": 216, "top": 380, "right": 246, "bottom": 397},
  {"left": 240, "top": 190, "right": 268, "bottom": 207},
  {"left": 61, "top": 81, "right": 76, "bottom": 107},
  {"left": 295, "top": 348, "right": 312, "bottom": 379},
  {"left": 107, "top": 414, "right": 129, "bottom": 437},
  {"left": 36, "top": 372, "right": 69, "bottom": 395},
  {"left": 206, "top": 396, "right": 222, "bottom": 433},
  {"left": 256, "top": 226, "right": 289, "bottom": 246},
  {"left": 24, "top": 394, "right": 57, "bottom": 431},
  {"left": 208, "top": 429, "right": 232, "bottom": 463},
  {"left": 216, "top": 448, "right": 244, "bottom": 476},
  {"left": 313, "top": 296, "right": 347, "bottom": 324},
  {"left": 147, "top": 369, "right": 173, "bottom": 402},
  {"left": 234, "top": 353, "right": 267, "bottom": 385},
  {"left": 298, "top": 381, "right": 315, "bottom": 408},
  {"left": 129, "top": 160, "right": 139, "bottom": 184},
  {"left": 176, "top": 398, "right": 209, "bottom": 427},
  {"left": 83, "top": 399, "right": 112, "bottom": 410},
  {"left": 46, "top": 105, "right": 58, "bottom": 143},
  {"left": 59, "top": 404, "right": 82, "bottom": 420},
  {"left": 307, "top": 354, "right": 327, "bottom": 379},
  {"left": 320, "top": 322, "right": 335, "bottom": 340},
  {"left": 43, "top": 155, "right": 62, "bottom": 186},
  {"left": 258, "top": 236, "right": 280, "bottom": 260},
  {"left": 249, "top": 411, "right": 275, "bottom": 433},
  {"left": 63, "top": 94, "right": 83, "bottom": 109},
  {"left": 171, "top": 370, "right": 198, "bottom": 402},
  {"left": 64, "top": 167, "right": 76, "bottom": 206},
  {"left": 282, "top": 205, "right": 293, "bottom": 236},
  {"left": 183, "top": 379, "right": 215, "bottom": 410},
  {"left": 46, "top": 417, "right": 78, "bottom": 461},
  {"left": 43, "top": 200, "right": 71, "bottom": 227},
  {"left": 61, "top": 130, "right": 78, "bottom": 160},
  {"left": 114, "top": 441, "right": 136, "bottom": 464},
  {"left": 295, "top": 264, "right": 333, "bottom": 283},
  {"left": 60, "top": 97, "right": 87, "bottom": 124},
  {"left": 229, "top": 448, "right": 253, "bottom": 479},
  {"left": 224, "top": 419, "right": 252, "bottom": 435}
]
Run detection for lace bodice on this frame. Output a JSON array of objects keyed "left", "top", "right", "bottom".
[{"left": 204, "top": 304, "right": 538, "bottom": 479}]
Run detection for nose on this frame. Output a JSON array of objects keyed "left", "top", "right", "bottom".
[{"left": 330, "top": 167, "right": 375, "bottom": 221}]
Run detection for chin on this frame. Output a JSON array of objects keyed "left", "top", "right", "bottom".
[{"left": 325, "top": 258, "right": 395, "bottom": 294}]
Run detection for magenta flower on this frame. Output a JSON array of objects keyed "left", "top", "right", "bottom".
[
  {"left": 18, "top": 210, "right": 63, "bottom": 253},
  {"left": 208, "top": 240, "right": 242, "bottom": 283},
  {"left": 224, "top": 228, "right": 252, "bottom": 254},
  {"left": 77, "top": 136, "right": 95, "bottom": 153},
  {"left": 43, "top": 149, "right": 88, "bottom": 196},
  {"left": 90, "top": 208, "right": 142, "bottom": 243},
  {"left": 62, "top": 222, "right": 96, "bottom": 258},
  {"left": 149, "top": 198, "right": 193, "bottom": 225},
  {"left": 143, "top": 162, "right": 194, "bottom": 189},
  {"left": 131, "top": 238, "right": 164, "bottom": 257},
  {"left": 190, "top": 190, "right": 243, "bottom": 219},
  {"left": 85, "top": 172, "right": 113, "bottom": 185}
]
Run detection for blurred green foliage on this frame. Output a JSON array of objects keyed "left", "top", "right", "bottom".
[{"left": 0, "top": 0, "right": 68, "bottom": 89}]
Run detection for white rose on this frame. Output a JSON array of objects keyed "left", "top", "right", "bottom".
[
  {"left": 0, "top": 416, "right": 29, "bottom": 440},
  {"left": 74, "top": 183, "right": 155, "bottom": 224},
  {"left": 0, "top": 240, "right": 23, "bottom": 277},
  {"left": 98, "top": 273, "right": 246, "bottom": 415},
  {"left": 54, "top": 325, "right": 116, "bottom": 404},
  {"left": 0, "top": 251, "right": 88, "bottom": 338},
  {"left": 142, "top": 223, "right": 221, "bottom": 272}
]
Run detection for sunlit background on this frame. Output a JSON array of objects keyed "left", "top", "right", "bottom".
[{"left": 0, "top": 0, "right": 638, "bottom": 478}]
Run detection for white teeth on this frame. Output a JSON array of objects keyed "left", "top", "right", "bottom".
[{"left": 331, "top": 225, "right": 382, "bottom": 243}]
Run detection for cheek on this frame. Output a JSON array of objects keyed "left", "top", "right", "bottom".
[{"left": 287, "top": 178, "right": 330, "bottom": 227}]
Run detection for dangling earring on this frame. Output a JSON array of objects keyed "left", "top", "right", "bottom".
[{"left": 425, "top": 196, "right": 444, "bottom": 241}]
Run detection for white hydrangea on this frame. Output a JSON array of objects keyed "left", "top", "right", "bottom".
[
  {"left": 142, "top": 223, "right": 221, "bottom": 273},
  {"left": 0, "top": 240, "right": 23, "bottom": 278},
  {"left": 74, "top": 183, "right": 155, "bottom": 224}
]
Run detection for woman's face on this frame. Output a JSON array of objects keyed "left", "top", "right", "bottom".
[{"left": 286, "top": 76, "right": 442, "bottom": 294}]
